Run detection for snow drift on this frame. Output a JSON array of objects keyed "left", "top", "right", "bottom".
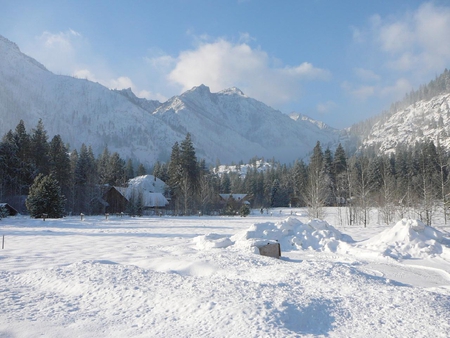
[
  {"left": 360, "top": 219, "right": 450, "bottom": 259},
  {"left": 225, "top": 217, "right": 353, "bottom": 254}
]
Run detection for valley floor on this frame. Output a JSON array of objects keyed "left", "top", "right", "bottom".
[{"left": 1, "top": 208, "right": 449, "bottom": 337}]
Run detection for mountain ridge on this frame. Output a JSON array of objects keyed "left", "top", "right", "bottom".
[{"left": 0, "top": 34, "right": 344, "bottom": 165}]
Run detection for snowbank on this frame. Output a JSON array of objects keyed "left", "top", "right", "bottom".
[
  {"left": 193, "top": 233, "right": 233, "bottom": 250},
  {"left": 360, "top": 219, "right": 450, "bottom": 259},
  {"left": 229, "top": 217, "right": 352, "bottom": 254}
]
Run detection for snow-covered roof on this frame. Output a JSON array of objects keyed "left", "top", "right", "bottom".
[
  {"left": 127, "top": 175, "right": 166, "bottom": 194},
  {"left": 110, "top": 175, "right": 169, "bottom": 207}
]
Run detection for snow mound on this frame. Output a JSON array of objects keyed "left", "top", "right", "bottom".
[
  {"left": 193, "top": 233, "right": 233, "bottom": 250},
  {"left": 231, "top": 217, "right": 352, "bottom": 254},
  {"left": 361, "top": 219, "right": 449, "bottom": 259}
]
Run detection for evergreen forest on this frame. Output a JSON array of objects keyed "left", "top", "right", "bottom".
[{"left": 1, "top": 119, "right": 450, "bottom": 225}]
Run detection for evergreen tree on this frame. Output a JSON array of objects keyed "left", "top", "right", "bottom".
[
  {"left": 30, "top": 119, "right": 50, "bottom": 176},
  {"left": 74, "top": 144, "right": 98, "bottom": 214},
  {"left": 179, "top": 133, "right": 199, "bottom": 214},
  {"left": 48, "top": 135, "right": 71, "bottom": 199},
  {"left": 153, "top": 161, "right": 162, "bottom": 179},
  {"left": 333, "top": 144, "right": 348, "bottom": 206},
  {"left": 220, "top": 173, "right": 231, "bottom": 193},
  {"left": 168, "top": 141, "right": 181, "bottom": 212},
  {"left": 292, "top": 160, "right": 308, "bottom": 206},
  {"left": 137, "top": 163, "right": 146, "bottom": 176},
  {"left": 0, "top": 139, "right": 20, "bottom": 198},
  {"left": 26, "top": 174, "right": 65, "bottom": 218},
  {"left": 5, "top": 121, "right": 34, "bottom": 195},
  {"left": 108, "top": 152, "right": 126, "bottom": 186},
  {"left": 97, "top": 147, "right": 111, "bottom": 185},
  {"left": 270, "top": 178, "right": 280, "bottom": 207},
  {"left": 125, "top": 159, "right": 134, "bottom": 180}
]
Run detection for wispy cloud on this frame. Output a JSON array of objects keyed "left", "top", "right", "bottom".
[
  {"left": 362, "top": 2, "right": 450, "bottom": 74},
  {"left": 346, "top": 2, "right": 449, "bottom": 104},
  {"left": 24, "top": 30, "right": 329, "bottom": 107}
]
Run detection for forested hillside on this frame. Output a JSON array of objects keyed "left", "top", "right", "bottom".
[{"left": 349, "top": 69, "right": 450, "bottom": 151}]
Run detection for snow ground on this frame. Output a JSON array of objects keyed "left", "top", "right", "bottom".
[{"left": 1, "top": 208, "right": 450, "bottom": 337}]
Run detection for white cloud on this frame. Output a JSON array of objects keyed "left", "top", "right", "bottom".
[
  {"left": 27, "top": 30, "right": 86, "bottom": 75},
  {"left": 167, "top": 38, "right": 330, "bottom": 106},
  {"left": 25, "top": 31, "right": 330, "bottom": 107},
  {"left": 371, "top": 2, "right": 450, "bottom": 73},
  {"left": 108, "top": 76, "right": 134, "bottom": 90}
]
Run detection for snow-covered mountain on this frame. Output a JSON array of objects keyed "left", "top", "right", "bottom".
[
  {"left": 0, "top": 35, "right": 181, "bottom": 165},
  {"left": 152, "top": 85, "right": 341, "bottom": 163},
  {"left": 361, "top": 93, "right": 450, "bottom": 153},
  {"left": 0, "top": 35, "right": 342, "bottom": 165}
]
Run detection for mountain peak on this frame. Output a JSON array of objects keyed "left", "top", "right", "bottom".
[
  {"left": 219, "top": 87, "right": 246, "bottom": 97},
  {"left": 188, "top": 84, "right": 211, "bottom": 94}
]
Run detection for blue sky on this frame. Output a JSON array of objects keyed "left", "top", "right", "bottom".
[{"left": 2, "top": 0, "right": 450, "bottom": 128}]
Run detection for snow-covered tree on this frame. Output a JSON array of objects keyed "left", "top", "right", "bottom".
[{"left": 26, "top": 174, "right": 65, "bottom": 218}]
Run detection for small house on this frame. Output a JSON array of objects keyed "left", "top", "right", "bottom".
[
  {"left": 0, "top": 203, "right": 19, "bottom": 216},
  {"left": 103, "top": 175, "right": 169, "bottom": 215}
]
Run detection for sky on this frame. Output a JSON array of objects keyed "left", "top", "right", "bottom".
[{"left": 1, "top": 0, "right": 450, "bottom": 128}]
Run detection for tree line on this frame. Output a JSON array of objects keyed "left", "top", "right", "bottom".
[
  {"left": 2, "top": 119, "right": 450, "bottom": 225},
  {"left": 0, "top": 119, "right": 144, "bottom": 215},
  {"left": 154, "top": 135, "right": 450, "bottom": 226}
]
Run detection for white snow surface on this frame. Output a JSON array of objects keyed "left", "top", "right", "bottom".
[
  {"left": 1, "top": 209, "right": 450, "bottom": 337},
  {"left": 230, "top": 217, "right": 352, "bottom": 254},
  {"left": 358, "top": 218, "right": 450, "bottom": 260}
]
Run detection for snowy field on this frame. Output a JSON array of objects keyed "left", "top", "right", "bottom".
[{"left": 1, "top": 208, "right": 450, "bottom": 337}]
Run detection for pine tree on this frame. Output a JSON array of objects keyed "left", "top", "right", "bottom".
[
  {"left": 292, "top": 160, "right": 308, "bottom": 206},
  {"left": 74, "top": 144, "right": 98, "bottom": 214},
  {"left": 168, "top": 141, "right": 181, "bottom": 212},
  {"left": 108, "top": 152, "right": 126, "bottom": 186},
  {"left": 220, "top": 173, "right": 231, "bottom": 193},
  {"left": 333, "top": 144, "right": 348, "bottom": 206},
  {"left": 30, "top": 119, "right": 50, "bottom": 176},
  {"left": 136, "top": 163, "right": 146, "bottom": 176},
  {"left": 97, "top": 147, "right": 111, "bottom": 185},
  {"left": 0, "top": 139, "right": 21, "bottom": 198},
  {"left": 26, "top": 174, "right": 65, "bottom": 218},
  {"left": 48, "top": 135, "right": 71, "bottom": 199},
  {"left": 125, "top": 159, "right": 134, "bottom": 180},
  {"left": 6, "top": 121, "right": 34, "bottom": 195},
  {"left": 179, "top": 133, "right": 199, "bottom": 214}
]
